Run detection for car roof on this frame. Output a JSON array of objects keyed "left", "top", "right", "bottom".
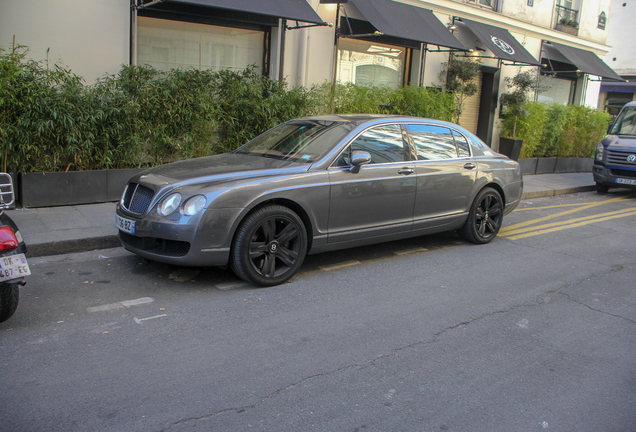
[{"left": 292, "top": 114, "right": 464, "bottom": 130}]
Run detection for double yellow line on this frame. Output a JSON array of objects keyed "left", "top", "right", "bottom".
[{"left": 500, "top": 195, "right": 636, "bottom": 240}]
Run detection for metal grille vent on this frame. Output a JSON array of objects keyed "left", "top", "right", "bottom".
[
  {"left": 607, "top": 150, "right": 636, "bottom": 167},
  {"left": 122, "top": 183, "right": 154, "bottom": 214},
  {"left": 610, "top": 168, "right": 636, "bottom": 179}
]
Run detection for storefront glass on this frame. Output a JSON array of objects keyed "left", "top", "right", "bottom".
[
  {"left": 337, "top": 39, "right": 406, "bottom": 89},
  {"left": 137, "top": 17, "right": 263, "bottom": 72},
  {"left": 537, "top": 76, "right": 574, "bottom": 104}
]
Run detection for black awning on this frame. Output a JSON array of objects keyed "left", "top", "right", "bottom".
[
  {"left": 542, "top": 41, "right": 624, "bottom": 81},
  {"left": 458, "top": 18, "right": 541, "bottom": 66},
  {"left": 348, "top": 0, "right": 467, "bottom": 51},
  {"left": 163, "top": 0, "right": 326, "bottom": 24}
]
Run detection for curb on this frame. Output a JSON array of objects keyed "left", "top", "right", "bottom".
[
  {"left": 521, "top": 185, "right": 595, "bottom": 200},
  {"left": 27, "top": 235, "right": 121, "bottom": 258}
]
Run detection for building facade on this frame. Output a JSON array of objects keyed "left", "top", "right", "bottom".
[
  {"left": 0, "top": 0, "right": 622, "bottom": 149},
  {"left": 600, "top": 0, "right": 635, "bottom": 116}
]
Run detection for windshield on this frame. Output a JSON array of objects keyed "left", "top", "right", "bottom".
[
  {"left": 610, "top": 106, "right": 636, "bottom": 136},
  {"left": 235, "top": 120, "right": 351, "bottom": 163}
]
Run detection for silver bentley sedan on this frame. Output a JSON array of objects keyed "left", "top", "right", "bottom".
[{"left": 116, "top": 115, "right": 523, "bottom": 286}]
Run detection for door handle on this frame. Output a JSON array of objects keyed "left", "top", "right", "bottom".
[
  {"left": 398, "top": 167, "right": 414, "bottom": 175},
  {"left": 463, "top": 163, "right": 476, "bottom": 170}
]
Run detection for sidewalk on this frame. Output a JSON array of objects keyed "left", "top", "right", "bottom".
[{"left": 5, "top": 172, "right": 596, "bottom": 258}]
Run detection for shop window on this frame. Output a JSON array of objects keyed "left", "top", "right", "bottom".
[
  {"left": 538, "top": 76, "right": 575, "bottom": 105},
  {"left": 337, "top": 39, "right": 406, "bottom": 89},
  {"left": 137, "top": 17, "right": 264, "bottom": 72}
]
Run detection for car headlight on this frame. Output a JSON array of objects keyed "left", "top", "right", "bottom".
[
  {"left": 157, "top": 193, "right": 182, "bottom": 216},
  {"left": 182, "top": 195, "right": 207, "bottom": 216},
  {"left": 595, "top": 143, "right": 604, "bottom": 162}
]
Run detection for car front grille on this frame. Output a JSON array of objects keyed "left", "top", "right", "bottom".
[
  {"left": 606, "top": 150, "right": 636, "bottom": 168},
  {"left": 610, "top": 168, "right": 636, "bottom": 178},
  {"left": 121, "top": 183, "right": 154, "bottom": 214},
  {"left": 119, "top": 232, "right": 191, "bottom": 257}
]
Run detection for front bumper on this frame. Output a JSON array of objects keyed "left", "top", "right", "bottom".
[
  {"left": 593, "top": 164, "right": 636, "bottom": 189},
  {"left": 116, "top": 204, "right": 246, "bottom": 267}
]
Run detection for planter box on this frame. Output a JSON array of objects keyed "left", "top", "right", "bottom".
[
  {"left": 499, "top": 137, "right": 523, "bottom": 161},
  {"left": 555, "top": 23, "right": 578, "bottom": 35},
  {"left": 518, "top": 158, "right": 538, "bottom": 175},
  {"left": 19, "top": 168, "right": 144, "bottom": 208},
  {"left": 572, "top": 157, "right": 593, "bottom": 172},
  {"left": 535, "top": 157, "right": 558, "bottom": 174}
]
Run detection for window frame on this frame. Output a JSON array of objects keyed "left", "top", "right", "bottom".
[
  {"left": 402, "top": 123, "right": 474, "bottom": 161},
  {"left": 137, "top": 8, "right": 273, "bottom": 76},
  {"left": 329, "top": 122, "right": 474, "bottom": 171},
  {"left": 329, "top": 123, "right": 412, "bottom": 169}
]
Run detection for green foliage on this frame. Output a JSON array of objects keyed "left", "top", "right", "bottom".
[
  {"left": 308, "top": 81, "right": 455, "bottom": 121},
  {"left": 512, "top": 101, "right": 611, "bottom": 158},
  {"left": 440, "top": 56, "right": 481, "bottom": 123},
  {"left": 500, "top": 70, "right": 539, "bottom": 138}
]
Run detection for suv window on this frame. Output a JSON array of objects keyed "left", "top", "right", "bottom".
[
  {"left": 610, "top": 106, "right": 636, "bottom": 135},
  {"left": 336, "top": 124, "right": 408, "bottom": 166},
  {"left": 406, "top": 124, "right": 458, "bottom": 160}
]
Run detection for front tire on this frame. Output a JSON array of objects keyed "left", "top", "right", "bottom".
[
  {"left": 0, "top": 283, "right": 19, "bottom": 323},
  {"left": 230, "top": 205, "right": 308, "bottom": 287},
  {"left": 596, "top": 182, "right": 609, "bottom": 194},
  {"left": 460, "top": 187, "right": 503, "bottom": 244}
]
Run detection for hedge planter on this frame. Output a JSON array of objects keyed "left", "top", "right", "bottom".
[
  {"left": 499, "top": 137, "right": 523, "bottom": 161},
  {"left": 19, "top": 168, "right": 144, "bottom": 208},
  {"left": 519, "top": 157, "right": 593, "bottom": 175},
  {"left": 518, "top": 158, "right": 538, "bottom": 175}
]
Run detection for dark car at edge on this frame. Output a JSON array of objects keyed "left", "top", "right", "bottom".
[{"left": 594, "top": 101, "right": 636, "bottom": 193}]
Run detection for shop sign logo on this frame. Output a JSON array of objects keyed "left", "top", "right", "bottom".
[{"left": 490, "top": 36, "right": 515, "bottom": 55}]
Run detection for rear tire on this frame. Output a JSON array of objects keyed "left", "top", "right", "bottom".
[
  {"left": 460, "top": 187, "right": 503, "bottom": 244},
  {"left": 230, "top": 205, "right": 307, "bottom": 287},
  {"left": 0, "top": 283, "right": 19, "bottom": 323},
  {"left": 596, "top": 183, "right": 609, "bottom": 194}
]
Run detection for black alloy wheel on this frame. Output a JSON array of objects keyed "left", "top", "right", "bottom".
[
  {"left": 460, "top": 187, "right": 503, "bottom": 244},
  {"left": 231, "top": 205, "right": 307, "bottom": 286}
]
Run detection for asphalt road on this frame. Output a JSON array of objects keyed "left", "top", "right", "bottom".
[{"left": 1, "top": 190, "right": 635, "bottom": 432}]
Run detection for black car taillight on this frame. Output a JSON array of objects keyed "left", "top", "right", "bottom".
[{"left": 0, "top": 226, "right": 19, "bottom": 252}]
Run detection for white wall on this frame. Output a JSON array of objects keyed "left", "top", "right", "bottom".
[
  {"left": 0, "top": 0, "right": 130, "bottom": 83},
  {"left": 604, "top": 0, "right": 636, "bottom": 75}
]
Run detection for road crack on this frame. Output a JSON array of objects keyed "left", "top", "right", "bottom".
[{"left": 163, "top": 265, "right": 634, "bottom": 431}]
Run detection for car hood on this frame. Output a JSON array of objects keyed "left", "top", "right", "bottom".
[
  {"left": 131, "top": 153, "right": 310, "bottom": 190},
  {"left": 604, "top": 135, "right": 636, "bottom": 152}
]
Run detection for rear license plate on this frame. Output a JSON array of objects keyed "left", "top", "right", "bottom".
[
  {"left": 0, "top": 254, "right": 31, "bottom": 281},
  {"left": 616, "top": 178, "right": 636, "bottom": 185},
  {"left": 116, "top": 215, "right": 136, "bottom": 234}
]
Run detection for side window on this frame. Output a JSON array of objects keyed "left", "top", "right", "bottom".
[
  {"left": 407, "top": 125, "right": 458, "bottom": 160},
  {"left": 452, "top": 130, "right": 471, "bottom": 158},
  {"left": 336, "top": 124, "right": 407, "bottom": 166}
]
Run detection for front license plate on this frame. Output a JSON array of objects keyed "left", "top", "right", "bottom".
[
  {"left": 116, "top": 215, "right": 136, "bottom": 234},
  {"left": 0, "top": 254, "right": 31, "bottom": 281},
  {"left": 616, "top": 178, "right": 636, "bottom": 186}
]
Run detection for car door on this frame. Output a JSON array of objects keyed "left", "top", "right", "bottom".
[
  {"left": 405, "top": 124, "right": 477, "bottom": 230},
  {"left": 327, "top": 124, "right": 416, "bottom": 244}
]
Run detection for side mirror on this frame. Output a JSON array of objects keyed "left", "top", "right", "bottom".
[
  {"left": 608, "top": 123, "right": 614, "bottom": 134},
  {"left": 350, "top": 151, "right": 371, "bottom": 173}
]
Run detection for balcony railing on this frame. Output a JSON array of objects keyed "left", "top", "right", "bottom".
[
  {"left": 468, "top": 0, "right": 500, "bottom": 12},
  {"left": 554, "top": 4, "right": 579, "bottom": 30}
]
